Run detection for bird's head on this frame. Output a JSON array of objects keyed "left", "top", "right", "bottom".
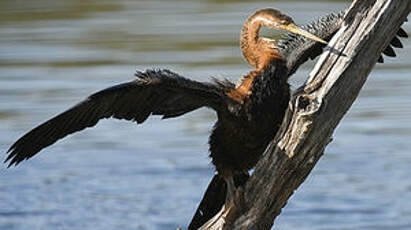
[
  {"left": 249, "top": 8, "right": 327, "bottom": 45},
  {"left": 241, "top": 8, "right": 327, "bottom": 68}
]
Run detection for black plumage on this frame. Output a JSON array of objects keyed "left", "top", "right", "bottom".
[{"left": 5, "top": 70, "right": 233, "bottom": 166}]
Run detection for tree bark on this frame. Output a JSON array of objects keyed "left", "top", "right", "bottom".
[{"left": 201, "top": 0, "right": 410, "bottom": 229}]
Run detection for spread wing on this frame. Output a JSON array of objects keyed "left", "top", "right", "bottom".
[
  {"left": 278, "top": 11, "right": 408, "bottom": 76},
  {"left": 5, "top": 69, "right": 234, "bottom": 167}
]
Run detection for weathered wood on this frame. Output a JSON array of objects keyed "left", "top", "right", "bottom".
[{"left": 200, "top": 0, "right": 410, "bottom": 229}]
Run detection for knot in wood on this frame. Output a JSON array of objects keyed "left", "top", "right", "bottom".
[{"left": 296, "top": 94, "right": 321, "bottom": 115}]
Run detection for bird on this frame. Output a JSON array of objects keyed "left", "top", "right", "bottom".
[
  {"left": 188, "top": 10, "right": 408, "bottom": 229},
  {"left": 4, "top": 9, "right": 327, "bottom": 181},
  {"left": 4, "top": 6, "right": 326, "bottom": 218},
  {"left": 4, "top": 8, "right": 406, "bottom": 229},
  {"left": 5, "top": 7, "right": 327, "bottom": 182}
]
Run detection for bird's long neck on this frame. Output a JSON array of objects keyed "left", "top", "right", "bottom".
[{"left": 240, "top": 16, "right": 283, "bottom": 69}]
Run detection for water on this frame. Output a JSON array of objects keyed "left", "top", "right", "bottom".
[{"left": 0, "top": 0, "right": 410, "bottom": 229}]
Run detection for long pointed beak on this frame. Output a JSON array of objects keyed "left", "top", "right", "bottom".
[{"left": 281, "top": 23, "right": 328, "bottom": 45}]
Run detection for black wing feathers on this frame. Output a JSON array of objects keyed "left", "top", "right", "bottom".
[
  {"left": 390, "top": 36, "right": 403, "bottom": 48},
  {"left": 383, "top": 45, "right": 396, "bottom": 57},
  {"left": 279, "top": 11, "right": 407, "bottom": 74},
  {"left": 5, "top": 69, "right": 229, "bottom": 167},
  {"left": 397, "top": 28, "right": 408, "bottom": 38}
]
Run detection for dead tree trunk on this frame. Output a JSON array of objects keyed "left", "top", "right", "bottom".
[{"left": 201, "top": 0, "right": 410, "bottom": 229}]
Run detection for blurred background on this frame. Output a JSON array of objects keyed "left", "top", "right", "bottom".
[{"left": 0, "top": 0, "right": 410, "bottom": 229}]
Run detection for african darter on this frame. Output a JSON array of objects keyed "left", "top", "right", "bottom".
[
  {"left": 4, "top": 8, "right": 406, "bottom": 229},
  {"left": 188, "top": 9, "right": 407, "bottom": 229}
]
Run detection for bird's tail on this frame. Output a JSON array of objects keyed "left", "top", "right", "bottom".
[{"left": 188, "top": 172, "right": 249, "bottom": 230}]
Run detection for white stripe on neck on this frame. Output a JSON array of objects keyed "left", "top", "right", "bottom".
[{"left": 250, "top": 16, "right": 278, "bottom": 27}]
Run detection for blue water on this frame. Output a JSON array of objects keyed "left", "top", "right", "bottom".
[{"left": 1, "top": 0, "right": 411, "bottom": 229}]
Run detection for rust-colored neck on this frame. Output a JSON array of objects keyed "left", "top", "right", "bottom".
[{"left": 240, "top": 14, "right": 284, "bottom": 69}]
